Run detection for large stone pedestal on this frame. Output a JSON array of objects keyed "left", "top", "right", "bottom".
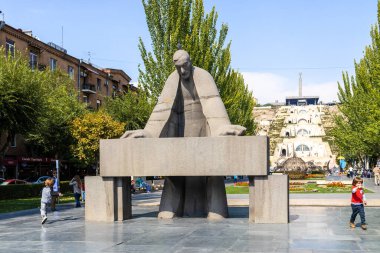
[{"left": 85, "top": 136, "right": 289, "bottom": 223}]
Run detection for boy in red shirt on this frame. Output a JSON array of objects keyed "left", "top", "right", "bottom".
[{"left": 350, "top": 177, "right": 367, "bottom": 230}]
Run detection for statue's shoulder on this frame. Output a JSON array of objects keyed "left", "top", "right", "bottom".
[
  {"left": 192, "top": 67, "right": 219, "bottom": 96},
  {"left": 163, "top": 70, "right": 179, "bottom": 86},
  {"left": 193, "top": 66, "right": 212, "bottom": 78},
  {"left": 168, "top": 70, "right": 179, "bottom": 79}
]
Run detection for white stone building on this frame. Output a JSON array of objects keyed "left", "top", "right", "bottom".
[{"left": 273, "top": 105, "right": 333, "bottom": 168}]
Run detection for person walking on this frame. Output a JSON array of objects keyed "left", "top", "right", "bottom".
[
  {"left": 50, "top": 170, "right": 61, "bottom": 211},
  {"left": 348, "top": 165, "right": 354, "bottom": 178},
  {"left": 69, "top": 175, "right": 82, "bottom": 208},
  {"left": 40, "top": 178, "right": 54, "bottom": 224},
  {"left": 373, "top": 165, "right": 380, "bottom": 186},
  {"left": 349, "top": 177, "right": 367, "bottom": 230},
  {"left": 81, "top": 178, "right": 85, "bottom": 202}
]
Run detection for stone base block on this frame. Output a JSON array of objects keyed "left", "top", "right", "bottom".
[
  {"left": 85, "top": 176, "right": 131, "bottom": 222},
  {"left": 249, "top": 175, "right": 289, "bottom": 223}
]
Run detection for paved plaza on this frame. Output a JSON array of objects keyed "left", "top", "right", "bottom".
[
  {"left": 1, "top": 191, "right": 380, "bottom": 252},
  {"left": 0, "top": 176, "right": 379, "bottom": 252}
]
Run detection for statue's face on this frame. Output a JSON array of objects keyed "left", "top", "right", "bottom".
[{"left": 176, "top": 60, "right": 192, "bottom": 80}]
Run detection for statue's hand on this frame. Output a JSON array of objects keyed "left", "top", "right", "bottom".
[
  {"left": 216, "top": 125, "right": 246, "bottom": 136},
  {"left": 120, "top": 129, "right": 151, "bottom": 139}
]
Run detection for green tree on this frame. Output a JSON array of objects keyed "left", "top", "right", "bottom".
[
  {"left": 332, "top": 1, "right": 380, "bottom": 165},
  {"left": 70, "top": 111, "right": 125, "bottom": 168},
  {"left": 104, "top": 91, "right": 152, "bottom": 131},
  {"left": 0, "top": 48, "right": 46, "bottom": 165},
  {"left": 26, "top": 71, "right": 86, "bottom": 159},
  {"left": 138, "top": 0, "right": 256, "bottom": 134}
]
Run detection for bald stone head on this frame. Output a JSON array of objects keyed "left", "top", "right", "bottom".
[{"left": 173, "top": 50, "right": 192, "bottom": 80}]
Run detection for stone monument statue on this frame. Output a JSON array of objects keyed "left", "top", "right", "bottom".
[{"left": 122, "top": 49, "right": 246, "bottom": 219}]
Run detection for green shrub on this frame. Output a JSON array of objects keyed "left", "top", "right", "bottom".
[{"left": 0, "top": 181, "right": 72, "bottom": 200}]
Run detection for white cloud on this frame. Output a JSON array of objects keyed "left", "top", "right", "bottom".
[
  {"left": 303, "top": 81, "right": 339, "bottom": 103},
  {"left": 242, "top": 72, "right": 339, "bottom": 104}
]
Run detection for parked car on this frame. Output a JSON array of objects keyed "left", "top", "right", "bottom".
[
  {"left": 1, "top": 179, "right": 29, "bottom": 185},
  {"left": 0, "top": 178, "right": 5, "bottom": 184},
  {"left": 32, "top": 176, "right": 51, "bottom": 184}
]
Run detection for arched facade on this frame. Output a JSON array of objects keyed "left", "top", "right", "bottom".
[
  {"left": 298, "top": 118, "right": 307, "bottom": 124},
  {"left": 297, "top": 129, "right": 309, "bottom": 136}
]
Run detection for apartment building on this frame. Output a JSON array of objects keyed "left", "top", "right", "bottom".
[
  {"left": 0, "top": 21, "right": 135, "bottom": 179},
  {"left": 0, "top": 21, "right": 134, "bottom": 109}
]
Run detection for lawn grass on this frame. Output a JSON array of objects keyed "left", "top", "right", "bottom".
[
  {"left": 226, "top": 184, "right": 374, "bottom": 194},
  {"left": 0, "top": 196, "right": 75, "bottom": 214},
  {"left": 225, "top": 186, "right": 249, "bottom": 194},
  {"left": 291, "top": 183, "right": 373, "bottom": 193}
]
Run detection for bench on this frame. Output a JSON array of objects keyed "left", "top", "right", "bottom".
[{"left": 85, "top": 136, "right": 289, "bottom": 223}]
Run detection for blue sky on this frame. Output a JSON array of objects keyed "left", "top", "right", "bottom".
[{"left": 1, "top": 0, "right": 378, "bottom": 103}]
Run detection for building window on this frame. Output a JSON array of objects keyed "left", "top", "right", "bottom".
[
  {"left": 83, "top": 95, "right": 89, "bottom": 104},
  {"left": 296, "top": 144, "right": 310, "bottom": 152},
  {"left": 29, "top": 52, "right": 38, "bottom": 70},
  {"left": 105, "top": 84, "right": 109, "bottom": 96},
  {"left": 97, "top": 78, "right": 101, "bottom": 91},
  {"left": 112, "top": 84, "right": 117, "bottom": 98},
  {"left": 50, "top": 58, "right": 57, "bottom": 71},
  {"left": 10, "top": 134, "right": 16, "bottom": 147},
  {"left": 97, "top": 99, "right": 101, "bottom": 109},
  {"left": 68, "top": 66, "right": 74, "bottom": 79},
  {"left": 6, "top": 39, "right": 15, "bottom": 57}
]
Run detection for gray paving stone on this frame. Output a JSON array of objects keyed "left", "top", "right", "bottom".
[
  {"left": 1, "top": 201, "right": 380, "bottom": 252},
  {"left": 290, "top": 239, "right": 361, "bottom": 251}
]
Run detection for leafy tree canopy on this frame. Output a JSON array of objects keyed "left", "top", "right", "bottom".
[
  {"left": 26, "top": 71, "right": 86, "bottom": 159},
  {"left": 0, "top": 48, "right": 47, "bottom": 156},
  {"left": 70, "top": 111, "right": 125, "bottom": 167},
  {"left": 104, "top": 91, "right": 152, "bottom": 131},
  {"left": 332, "top": 1, "right": 380, "bottom": 163}
]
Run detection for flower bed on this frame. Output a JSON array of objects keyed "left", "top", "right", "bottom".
[
  {"left": 285, "top": 171, "right": 307, "bottom": 180},
  {"left": 289, "top": 182, "right": 305, "bottom": 186},
  {"left": 326, "top": 181, "right": 345, "bottom": 188},
  {"left": 305, "top": 174, "right": 325, "bottom": 179},
  {"left": 235, "top": 181, "right": 249, "bottom": 186},
  {"left": 289, "top": 187, "right": 304, "bottom": 192},
  {"left": 226, "top": 184, "right": 372, "bottom": 194}
]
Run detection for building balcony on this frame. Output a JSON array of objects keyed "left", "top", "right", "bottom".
[{"left": 82, "top": 84, "right": 96, "bottom": 94}]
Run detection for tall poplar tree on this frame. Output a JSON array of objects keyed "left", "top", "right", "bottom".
[
  {"left": 332, "top": 1, "right": 380, "bottom": 164},
  {"left": 138, "top": 0, "right": 256, "bottom": 134}
]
